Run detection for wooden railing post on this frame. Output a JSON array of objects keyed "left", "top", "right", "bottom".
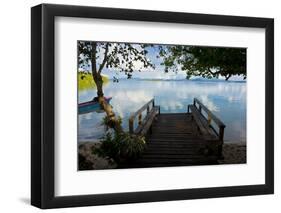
[
  {"left": 129, "top": 118, "right": 134, "bottom": 134},
  {"left": 193, "top": 97, "right": 226, "bottom": 158},
  {"left": 218, "top": 126, "right": 225, "bottom": 158},
  {"left": 218, "top": 144, "right": 223, "bottom": 158},
  {"left": 207, "top": 113, "right": 212, "bottom": 126},
  {"left": 128, "top": 98, "right": 159, "bottom": 135},
  {"left": 219, "top": 126, "right": 225, "bottom": 142},
  {"left": 138, "top": 113, "right": 142, "bottom": 126}
]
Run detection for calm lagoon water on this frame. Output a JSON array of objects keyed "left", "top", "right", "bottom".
[{"left": 78, "top": 79, "right": 246, "bottom": 143}]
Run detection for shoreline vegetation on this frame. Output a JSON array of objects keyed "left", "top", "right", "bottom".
[
  {"left": 78, "top": 141, "right": 246, "bottom": 170},
  {"left": 78, "top": 73, "right": 109, "bottom": 91},
  {"left": 138, "top": 79, "right": 246, "bottom": 83},
  {"left": 78, "top": 72, "right": 247, "bottom": 86}
]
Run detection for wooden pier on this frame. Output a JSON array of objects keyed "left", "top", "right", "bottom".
[{"left": 119, "top": 98, "right": 226, "bottom": 168}]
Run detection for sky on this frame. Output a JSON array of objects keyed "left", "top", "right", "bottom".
[{"left": 78, "top": 42, "right": 246, "bottom": 81}]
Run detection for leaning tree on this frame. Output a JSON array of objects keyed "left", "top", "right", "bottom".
[
  {"left": 78, "top": 41, "right": 154, "bottom": 132},
  {"left": 158, "top": 45, "right": 246, "bottom": 80}
]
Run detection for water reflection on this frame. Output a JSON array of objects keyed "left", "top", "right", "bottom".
[{"left": 78, "top": 79, "right": 246, "bottom": 143}]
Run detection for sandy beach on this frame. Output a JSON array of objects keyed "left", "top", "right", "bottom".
[{"left": 218, "top": 142, "right": 246, "bottom": 164}]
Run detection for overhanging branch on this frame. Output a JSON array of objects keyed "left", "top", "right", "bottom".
[{"left": 208, "top": 68, "right": 220, "bottom": 75}]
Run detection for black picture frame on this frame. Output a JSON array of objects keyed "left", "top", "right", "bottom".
[{"left": 31, "top": 3, "right": 274, "bottom": 209}]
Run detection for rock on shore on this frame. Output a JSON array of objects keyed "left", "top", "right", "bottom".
[
  {"left": 78, "top": 142, "right": 117, "bottom": 170},
  {"left": 218, "top": 142, "right": 246, "bottom": 164}
]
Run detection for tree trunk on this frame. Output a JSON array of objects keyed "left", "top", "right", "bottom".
[
  {"left": 91, "top": 42, "right": 122, "bottom": 133},
  {"left": 93, "top": 74, "right": 123, "bottom": 132}
]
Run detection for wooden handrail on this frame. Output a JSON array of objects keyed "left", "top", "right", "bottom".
[
  {"left": 190, "top": 98, "right": 226, "bottom": 142},
  {"left": 130, "top": 99, "right": 154, "bottom": 121},
  {"left": 129, "top": 99, "right": 156, "bottom": 134},
  {"left": 193, "top": 98, "right": 226, "bottom": 128}
]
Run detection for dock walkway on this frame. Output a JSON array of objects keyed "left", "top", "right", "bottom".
[{"left": 119, "top": 98, "right": 225, "bottom": 168}]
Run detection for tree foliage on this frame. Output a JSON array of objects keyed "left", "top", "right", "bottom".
[
  {"left": 159, "top": 45, "right": 246, "bottom": 80},
  {"left": 78, "top": 41, "right": 154, "bottom": 79}
]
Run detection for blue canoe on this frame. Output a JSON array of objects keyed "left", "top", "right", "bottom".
[{"left": 78, "top": 97, "right": 112, "bottom": 114}]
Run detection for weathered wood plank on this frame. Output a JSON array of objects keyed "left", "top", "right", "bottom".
[
  {"left": 134, "top": 157, "right": 218, "bottom": 164},
  {"left": 134, "top": 106, "right": 159, "bottom": 135},
  {"left": 140, "top": 106, "right": 160, "bottom": 135},
  {"left": 144, "top": 150, "right": 204, "bottom": 155},
  {"left": 140, "top": 155, "right": 216, "bottom": 160},
  {"left": 188, "top": 105, "right": 217, "bottom": 138},
  {"left": 146, "top": 144, "right": 206, "bottom": 149}
]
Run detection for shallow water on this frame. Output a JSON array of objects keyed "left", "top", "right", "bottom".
[{"left": 78, "top": 79, "right": 246, "bottom": 143}]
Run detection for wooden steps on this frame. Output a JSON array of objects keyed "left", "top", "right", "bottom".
[
  {"left": 120, "top": 98, "right": 225, "bottom": 169},
  {"left": 119, "top": 113, "right": 219, "bottom": 169}
]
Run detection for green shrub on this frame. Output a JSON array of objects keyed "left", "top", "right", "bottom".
[
  {"left": 119, "top": 132, "right": 146, "bottom": 160},
  {"left": 94, "top": 131, "right": 146, "bottom": 163}
]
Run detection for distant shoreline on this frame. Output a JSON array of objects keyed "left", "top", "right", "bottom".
[{"left": 105, "top": 78, "right": 247, "bottom": 83}]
